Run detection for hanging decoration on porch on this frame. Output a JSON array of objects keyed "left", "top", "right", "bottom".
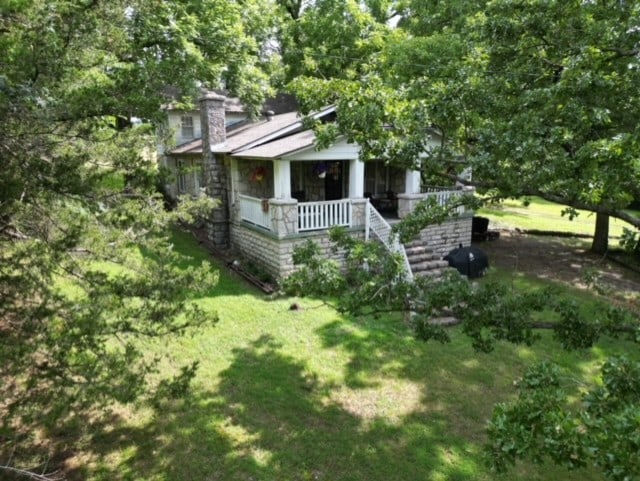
[
  {"left": 312, "top": 162, "right": 328, "bottom": 179},
  {"left": 249, "top": 165, "right": 267, "bottom": 183},
  {"left": 328, "top": 161, "right": 341, "bottom": 180}
]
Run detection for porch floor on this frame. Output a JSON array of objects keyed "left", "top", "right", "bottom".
[{"left": 382, "top": 213, "right": 401, "bottom": 225}]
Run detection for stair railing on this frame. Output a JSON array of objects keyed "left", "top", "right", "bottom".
[{"left": 365, "top": 200, "right": 413, "bottom": 281}]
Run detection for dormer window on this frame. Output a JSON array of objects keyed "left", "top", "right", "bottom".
[{"left": 180, "top": 115, "right": 194, "bottom": 140}]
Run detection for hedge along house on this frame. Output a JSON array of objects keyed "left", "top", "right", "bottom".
[{"left": 162, "top": 91, "right": 473, "bottom": 281}]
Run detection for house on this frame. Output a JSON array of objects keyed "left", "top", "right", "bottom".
[{"left": 161, "top": 91, "right": 473, "bottom": 280}]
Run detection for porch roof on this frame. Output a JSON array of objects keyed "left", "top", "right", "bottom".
[
  {"left": 231, "top": 130, "right": 315, "bottom": 159},
  {"left": 168, "top": 106, "right": 336, "bottom": 157},
  {"left": 168, "top": 112, "right": 301, "bottom": 156},
  {"left": 216, "top": 111, "right": 303, "bottom": 153},
  {"left": 170, "top": 138, "right": 202, "bottom": 155}
]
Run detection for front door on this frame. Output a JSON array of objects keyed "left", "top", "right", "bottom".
[{"left": 324, "top": 161, "right": 343, "bottom": 200}]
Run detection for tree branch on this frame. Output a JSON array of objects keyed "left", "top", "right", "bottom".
[
  {"left": 0, "top": 465, "right": 61, "bottom": 481},
  {"left": 442, "top": 173, "right": 640, "bottom": 230}
]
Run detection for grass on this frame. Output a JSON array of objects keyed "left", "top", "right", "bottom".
[
  {"left": 478, "top": 196, "right": 637, "bottom": 238},
  {"left": 56, "top": 228, "right": 640, "bottom": 481}
]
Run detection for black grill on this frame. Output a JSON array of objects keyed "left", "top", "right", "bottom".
[{"left": 444, "top": 245, "right": 489, "bottom": 279}]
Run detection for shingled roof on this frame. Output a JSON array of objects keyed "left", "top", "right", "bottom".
[
  {"left": 232, "top": 130, "right": 316, "bottom": 159},
  {"left": 168, "top": 106, "right": 335, "bottom": 159}
]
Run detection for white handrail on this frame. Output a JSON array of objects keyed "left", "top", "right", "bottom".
[
  {"left": 238, "top": 194, "right": 271, "bottom": 230},
  {"left": 298, "top": 199, "right": 351, "bottom": 232},
  {"left": 419, "top": 189, "right": 465, "bottom": 214},
  {"left": 366, "top": 201, "right": 413, "bottom": 281}
]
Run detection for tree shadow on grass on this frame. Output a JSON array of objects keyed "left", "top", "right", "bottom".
[
  {"left": 68, "top": 334, "right": 480, "bottom": 481},
  {"left": 314, "top": 313, "right": 636, "bottom": 469},
  {"left": 59, "top": 316, "right": 617, "bottom": 481}
]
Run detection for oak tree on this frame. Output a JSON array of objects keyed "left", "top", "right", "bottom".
[{"left": 0, "top": 0, "right": 276, "bottom": 474}]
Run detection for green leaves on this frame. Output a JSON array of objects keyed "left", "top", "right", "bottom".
[
  {"left": 0, "top": 0, "right": 276, "bottom": 469},
  {"left": 279, "top": 0, "right": 390, "bottom": 82},
  {"left": 487, "top": 357, "right": 640, "bottom": 481},
  {"left": 285, "top": 0, "right": 640, "bottom": 250}
]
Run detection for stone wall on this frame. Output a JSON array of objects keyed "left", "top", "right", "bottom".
[
  {"left": 269, "top": 199, "right": 298, "bottom": 237},
  {"left": 236, "top": 159, "right": 273, "bottom": 199},
  {"left": 203, "top": 153, "right": 229, "bottom": 247},
  {"left": 411, "top": 215, "right": 473, "bottom": 257},
  {"left": 230, "top": 214, "right": 470, "bottom": 281},
  {"left": 230, "top": 223, "right": 365, "bottom": 281},
  {"left": 199, "top": 93, "right": 230, "bottom": 248}
]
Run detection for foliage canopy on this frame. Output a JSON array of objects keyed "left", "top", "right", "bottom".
[
  {"left": 286, "top": 0, "right": 640, "bottom": 253},
  {"left": 0, "top": 0, "right": 276, "bottom": 473}
]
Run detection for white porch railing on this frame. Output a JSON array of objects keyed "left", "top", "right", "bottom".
[
  {"left": 365, "top": 201, "right": 413, "bottom": 281},
  {"left": 420, "top": 186, "right": 466, "bottom": 214},
  {"left": 238, "top": 194, "right": 271, "bottom": 230},
  {"left": 298, "top": 199, "right": 351, "bottom": 232}
]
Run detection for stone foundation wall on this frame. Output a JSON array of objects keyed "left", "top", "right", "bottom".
[
  {"left": 411, "top": 215, "right": 473, "bottom": 257},
  {"left": 230, "top": 214, "right": 471, "bottom": 281},
  {"left": 230, "top": 223, "right": 365, "bottom": 281}
]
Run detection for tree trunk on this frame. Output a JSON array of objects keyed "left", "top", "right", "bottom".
[{"left": 591, "top": 212, "right": 609, "bottom": 254}]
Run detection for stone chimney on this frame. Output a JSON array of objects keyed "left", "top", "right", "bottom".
[
  {"left": 198, "top": 91, "right": 229, "bottom": 248},
  {"left": 198, "top": 91, "right": 226, "bottom": 151}
]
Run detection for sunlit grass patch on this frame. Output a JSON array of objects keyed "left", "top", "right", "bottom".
[
  {"left": 66, "top": 229, "right": 633, "bottom": 481},
  {"left": 478, "top": 196, "right": 636, "bottom": 238}
]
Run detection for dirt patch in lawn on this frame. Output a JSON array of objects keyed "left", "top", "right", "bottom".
[{"left": 475, "top": 230, "right": 640, "bottom": 302}]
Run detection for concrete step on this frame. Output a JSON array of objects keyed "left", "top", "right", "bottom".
[
  {"left": 404, "top": 245, "right": 438, "bottom": 256},
  {"left": 404, "top": 240, "right": 428, "bottom": 249},
  {"left": 413, "top": 266, "right": 458, "bottom": 279},
  {"left": 414, "top": 268, "right": 444, "bottom": 278},
  {"left": 410, "top": 260, "right": 450, "bottom": 272},
  {"left": 406, "top": 251, "right": 442, "bottom": 263}
]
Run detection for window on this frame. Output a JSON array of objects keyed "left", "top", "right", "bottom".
[
  {"left": 177, "top": 160, "right": 187, "bottom": 193},
  {"left": 180, "top": 115, "right": 194, "bottom": 140},
  {"left": 365, "top": 161, "right": 390, "bottom": 196},
  {"left": 193, "top": 162, "right": 203, "bottom": 195}
]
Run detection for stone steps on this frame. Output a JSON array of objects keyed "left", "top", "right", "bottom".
[
  {"left": 411, "top": 259, "right": 450, "bottom": 273},
  {"left": 405, "top": 251, "right": 443, "bottom": 264},
  {"left": 404, "top": 241, "right": 451, "bottom": 279}
]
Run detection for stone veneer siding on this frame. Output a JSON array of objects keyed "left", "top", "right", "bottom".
[
  {"left": 199, "top": 93, "right": 230, "bottom": 248},
  {"left": 411, "top": 215, "right": 473, "bottom": 257},
  {"left": 230, "top": 222, "right": 365, "bottom": 281},
  {"left": 231, "top": 209, "right": 471, "bottom": 281},
  {"left": 236, "top": 159, "right": 273, "bottom": 199}
]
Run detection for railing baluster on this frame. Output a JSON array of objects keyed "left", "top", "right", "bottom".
[
  {"left": 239, "top": 194, "right": 271, "bottom": 230},
  {"left": 366, "top": 202, "right": 413, "bottom": 281},
  {"left": 296, "top": 199, "right": 351, "bottom": 232}
]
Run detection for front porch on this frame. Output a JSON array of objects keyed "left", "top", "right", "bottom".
[
  {"left": 236, "top": 190, "right": 465, "bottom": 237},
  {"left": 229, "top": 155, "right": 472, "bottom": 281},
  {"left": 232, "top": 157, "right": 468, "bottom": 237}
]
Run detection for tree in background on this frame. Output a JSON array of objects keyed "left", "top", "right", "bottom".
[
  {"left": 279, "top": 1, "right": 640, "bottom": 478},
  {"left": 276, "top": 0, "right": 391, "bottom": 82},
  {"left": 289, "top": 0, "right": 640, "bottom": 254},
  {"left": 0, "top": 0, "right": 276, "bottom": 475}
]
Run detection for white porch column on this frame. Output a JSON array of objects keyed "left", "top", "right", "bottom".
[
  {"left": 405, "top": 168, "right": 421, "bottom": 195},
  {"left": 349, "top": 158, "right": 365, "bottom": 198},
  {"left": 229, "top": 158, "right": 239, "bottom": 202},
  {"left": 273, "top": 159, "right": 292, "bottom": 199}
]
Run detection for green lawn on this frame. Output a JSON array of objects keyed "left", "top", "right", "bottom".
[
  {"left": 69, "top": 229, "right": 637, "bottom": 481},
  {"left": 478, "top": 196, "right": 636, "bottom": 238}
]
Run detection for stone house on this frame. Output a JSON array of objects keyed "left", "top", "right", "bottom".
[{"left": 161, "top": 92, "right": 472, "bottom": 281}]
